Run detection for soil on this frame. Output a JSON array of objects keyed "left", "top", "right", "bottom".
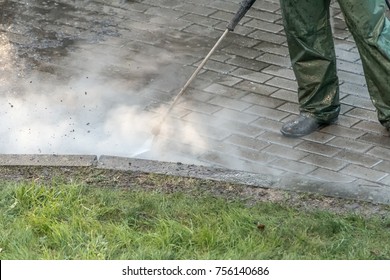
[{"left": 0, "top": 165, "right": 389, "bottom": 219}]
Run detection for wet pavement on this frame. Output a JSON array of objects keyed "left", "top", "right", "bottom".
[{"left": 1, "top": 0, "right": 390, "bottom": 204}]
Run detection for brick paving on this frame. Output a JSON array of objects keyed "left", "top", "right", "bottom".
[{"left": 1, "top": 0, "right": 390, "bottom": 193}]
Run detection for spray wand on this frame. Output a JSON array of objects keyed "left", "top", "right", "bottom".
[
  {"left": 131, "top": 0, "right": 257, "bottom": 157},
  {"left": 151, "top": 0, "right": 257, "bottom": 137}
]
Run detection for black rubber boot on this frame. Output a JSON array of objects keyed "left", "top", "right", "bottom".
[
  {"left": 382, "top": 121, "right": 390, "bottom": 131},
  {"left": 281, "top": 114, "right": 334, "bottom": 137}
]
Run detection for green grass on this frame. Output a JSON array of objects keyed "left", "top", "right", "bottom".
[{"left": 0, "top": 179, "right": 390, "bottom": 260}]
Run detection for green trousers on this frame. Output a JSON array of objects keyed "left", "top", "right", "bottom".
[{"left": 280, "top": 0, "right": 390, "bottom": 126}]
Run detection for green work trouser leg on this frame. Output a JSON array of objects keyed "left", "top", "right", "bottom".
[{"left": 280, "top": 0, "right": 390, "bottom": 125}]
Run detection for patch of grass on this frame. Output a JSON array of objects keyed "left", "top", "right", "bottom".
[{"left": 0, "top": 179, "right": 389, "bottom": 260}]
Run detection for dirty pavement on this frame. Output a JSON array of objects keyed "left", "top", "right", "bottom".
[{"left": 1, "top": 0, "right": 390, "bottom": 204}]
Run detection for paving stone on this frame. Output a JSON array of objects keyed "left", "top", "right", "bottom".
[
  {"left": 340, "top": 82, "right": 369, "bottom": 98},
  {"left": 254, "top": 0, "right": 281, "bottom": 13},
  {"left": 240, "top": 93, "right": 285, "bottom": 108},
  {"left": 379, "top": 175, "right": 390, "bottom": 186},
  {"left": 301, "top": 132, "right": 335, "bottom": 144},
  {"left": 234, "top": 81, "right": 278, "bottom": 96},
  {"left": 145, "top": 6, "right": 187, "bottom": 19},
  {"left": 269, "top": 158, "right": 317, "bottom": 175},
  {"left": 180, "top": 13, "right": 221, "bottom": 27},
  {"left": 338, "top": 70, "right": 367, "bottom": 87},
  {"left": 346, "top": 108, "right": 377, "bottom": 121},
  {"left": 194, "top": 125, "right": 232, "bottom": 141},
  {"left": 230, "top": 68, "right": 273, "bottom": 83},
  {"left": 196, "top": 59, "right": 238, "bottom": 74},
  {"left": 250, "top": 118, "right": 283, "bottom": 133},
  {"left": 222, "top": 45, "right": 262, "bottom": 60},
  {"left": 208, "top": 95, "right": 252, "bottom": 111},
  {"left": 178, "top": 99, "right": 222, "bottom": 114},
  {"left": 335, "top": 115, "right": 362, "bottom": 128},
  {"left": 244, "top": 19, "right": 284, "bottom": 33},
  {"left": 213, "top": 108, "right": 260, "bottom": 123},
  {"left": 352, "top": 120, "right": 386, "bottom": 135},
  {"left": 199, "top": 151, "right": 285, "bottom": 176},
  {"left": 248, "top": 30, "right": 286, "bottom": 44},
  {"left": 341, "top": 95, "right": 375, "bottom": 110},
  {"left": 206, "top": 138, "right": 274, "bottom": 162},
  {"left": 340, "top": 164, "right": 388, "bottom": 182},
  {"left": 141, "top": 0, "right": 183, "bottom": 8},
  {"left": 255, "top": 41, "right": 290, "bottom": 56},
  {"left": 334, "top": 150, "right": 382, "bottom": 168},
  {"left": 183, "top": 24, "right": 221, "bottom": 39},
  {"left": 209, "top": 10, "right": 240, "bottom": 22},
  {"left": 372, "top": 160, "right": 390, "bottom": 173},
  {"left": 339, "top": 104, "right": 354, "bottom": 115},
  {"left": 277, "top": 102, "right": 299, "bottom": 114},
  {"left": 327, "top": 137, "right": 373, "bottom": 153},
  {"left": 214, "top": 76, "right": 243, "bottom": 87},
  {"left": 245, "top": 10, "right": 281, "bottom": 23},
  {"left": 244, "top": 105, "right": 290, "bottom": 121},
  {"left": 257, "top": 131, "right": 303, "bottom": 148},
  {"left": 226, "top": 56, "right": 268, "bottom": 71},
  {"left": 262, "top": 65, "right": 295, "bottom": 80},
  {"left": 337, "top": 59, "right": 364, "bottom": 75},
  {"left": 223, "top": 33, "right": 260, "bottom": 48},
  {"left": 238, "top": 149, "right": 276, "bottom": 163},
  {"left": 196, "top": 70, "right": 227, "bottom": 86},
  {"left": 223, "top": 122, "right": 265, "bottom": 138},
  {"left": 175, "top": 3, "right": 217, "bottom": 16},
  {"left": 359, "top": 133, "right": 390, "bottom": 149},
  {"left": 263, "top": 144, "right": 308, "bottom": 161},
  {"left": 203, "top": 83, "right": 248, "bottom": 98},
  {"left": 257, "top": 53, "right": 292, "bottom": 68},
  {"left": 334, "top": 40, "right": 356, "bottom": 51},
  {"left": 199, "top": 112, "right": 265, "bottom": 137},
  {"left": 307, "top": 168, "right": 355, "bottom": 183},
  {"left": 295, "top": 141, "right": 342, "bottom": 157},
  {"left": 367, "top": 146, "right": 390, "bottom": 161},
  {"left": 207, "top": 0, "right": 245, "bottom": 13},
  {"left": 300, "top": 154, "right": 348, "bottom": 171},
  {"left": 266, "top": 77, "right": 297, "bottom": 91},
  {"left": 225, "top": 134, "right": 270, "bottom": 151},
  {"left": 184, "top": 89, "right": 215, "bottom": 102},
  {"left": 281, "top": 114, "right": 300, "bottom": 124},
  {"left": 335, "top": 48, "right": 361, "bottom": 62},
  {"left": 270, "top": 89, "right": 299, "bottom": 103},
  {"left": 245, "top": 162, "right": 287, "bottom": 176}
]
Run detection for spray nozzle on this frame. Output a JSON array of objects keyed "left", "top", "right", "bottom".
[{"left": 151, "top": 124, "right": 161, "bottom": 136}]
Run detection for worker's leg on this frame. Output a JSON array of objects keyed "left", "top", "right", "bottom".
[
  {"left": 338, "top": 0, "right": 390, "bottom": 128},
  {"left": 279, "top": 0, "right": 340, "bottom": 122}
]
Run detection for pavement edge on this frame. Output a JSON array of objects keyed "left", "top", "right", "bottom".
[{"left": 0, "top": 154, "right": 389, "bottom": 205}]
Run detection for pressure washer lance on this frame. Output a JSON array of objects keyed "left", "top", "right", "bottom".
[
  {"left": 131, "top": 0, "right": 257, "bottom": 157},
  {"left": 150, "top": 0, "right": 257, "bottom": 139}
]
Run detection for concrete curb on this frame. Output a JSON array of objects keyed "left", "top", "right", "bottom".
[
  {"left": 0, "top": 154, "right": 98, "bottom": 167},
  {"left": 98, "top": 155, "right": 390, "bottom": 205},
  {"left": 1, "top": 154, "right": 389, "bottom": 205}
]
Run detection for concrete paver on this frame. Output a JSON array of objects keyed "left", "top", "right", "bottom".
[{"left": 1, "top": 0, "right": 390, "bottom": 204}]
